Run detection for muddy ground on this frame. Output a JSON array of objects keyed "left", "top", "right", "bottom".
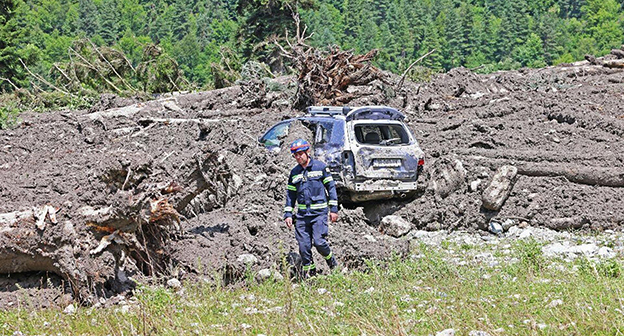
[{"left": 1, "top": 61, "right": 623, "bottom": 308}]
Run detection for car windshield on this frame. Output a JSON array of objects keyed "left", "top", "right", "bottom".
[{"left": 354, "top": 124, "right": 409, "bottom": 145}]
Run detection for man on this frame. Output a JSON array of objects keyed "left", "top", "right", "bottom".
[{"left": 284, "top": 138, "right": 339, "bottom": 278}]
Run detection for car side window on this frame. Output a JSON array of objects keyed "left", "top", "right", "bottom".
[
  {"left": 261, "top": 122, "right": 290, "bottom": 147},
  {"left": 315, "top": 122, "right": 334, "bottom": 144}
]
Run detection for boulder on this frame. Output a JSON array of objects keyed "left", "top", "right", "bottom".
[
  {"left": 380, "top": 215, "right": 412, "bottom": 237},
  {"left": 481, "top": 165, "right": 518, "bottom": 211}
]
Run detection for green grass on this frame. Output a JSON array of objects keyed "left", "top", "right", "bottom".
[{"left": 2, "top": 240, "right": 624, "bottom": 335}]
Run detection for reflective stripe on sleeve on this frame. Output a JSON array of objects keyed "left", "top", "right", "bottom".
[
  {"left": 292, "top": 174, "right": 303, "bottom": 183},
  {"left": 323, "top": 176, "right": 334, "bottom": 184},
  {"left": 328, "top": 200, "right": 338, "bottom": 206},
  {"left": 284, "top": 206, "right": 293, "bottom": 212},
  {"left": 287, "top": 184, "right": 297, "bottom": 191},
  {"left": 302, "top": 264, "right": 316, "bottom": 271}
]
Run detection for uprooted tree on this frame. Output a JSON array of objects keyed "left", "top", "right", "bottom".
[{"left": 273, "top": 9, "right": 387, "bottom": 108}]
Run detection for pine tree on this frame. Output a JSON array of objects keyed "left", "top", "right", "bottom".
[
  {"left": 77, "top": 0, "right": 99, "bottom": 38},
  {"left": 118, "top": 0, "right": 147, "bottom": 34},
  {"left": 99, "top": 0, "right": 120, "bottom": 44},
  {"left": 418, "top": 14, "right": 444, "bottom": 69},
  {"left": 536, "top": 4, "right": 563, "bottom": 64},
  {"left": 445, "top": 6, "right": 465, "bottom": 68},
  {"left": 170, "top": 0, "right": 192, "bottom": 41},
  {"left": 0, "top": 0, "right": 30, "bottom": 91}
]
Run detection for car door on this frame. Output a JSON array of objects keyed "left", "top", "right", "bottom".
[{"left": 258, "top": 120, "right": 292, "bottom": 151}]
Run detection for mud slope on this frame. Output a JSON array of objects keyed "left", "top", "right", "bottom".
[{"left": 1, "top": 62, "right": 623, "bottom": 307}]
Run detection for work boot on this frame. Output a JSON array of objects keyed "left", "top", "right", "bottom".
[
  {"left": 302, "top": 264, "right": 317, "bottom": 280},
  {"left": 326, "top": 255, "right": 338, "bottom": 270}
]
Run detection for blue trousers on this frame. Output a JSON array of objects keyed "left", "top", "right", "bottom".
[{"left": 295, "top": 213, "right": 332, "bottom": 267}]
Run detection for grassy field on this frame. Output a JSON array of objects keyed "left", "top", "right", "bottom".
[{"left": 1, "top": 238, "right": 623, "bottom": 335}]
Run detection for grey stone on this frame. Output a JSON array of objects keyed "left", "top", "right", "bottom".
[
  {"left": 428, "top": 156, "right": 467, "bottom": 199},
  {"left": 381, "top": 215, "right": 412, "bottom": 237},
  {"left": 481, "top": 165, "right": 518, "bottom": 211},
  {"left": 468, "top": 331, "right": 492, "bottom": 336},
  {"left": 167, "top": 278, "right": 182, "bottom": 289},
  {"left": 237, "top": 254, "right": 258, "bottom": 264},
  {"left": 63, "top": 303, "right": 76, "bottom": 314},
  {"left": 469, "top": 179, "right": 482, "bottom": 192},
  {"left": 547, "top": 299, "right": 563, "bottom": 308},
  {"left": 598, "top": 246, "right": 616, "bottom": 259},
  {"left": 256, "top": 269, "right": 273, "bottom": 281},
  {"left": 489, "top": 221, "right": 503, "bottom": 235},
  {"left": 272, "top": 271, "right": 284, "bottom": 281}
]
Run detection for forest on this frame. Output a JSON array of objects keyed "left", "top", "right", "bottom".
[{"left": 0, "top": 0, "right": 623, "bottom": 118}]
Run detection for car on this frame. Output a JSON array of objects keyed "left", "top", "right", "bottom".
[{"left": 259, "top": 106, "right": 425, "bottom": 202}]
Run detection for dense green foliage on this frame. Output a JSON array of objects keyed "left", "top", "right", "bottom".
[{"left": 0, "top": 0, "right": 623, "bottom": 94}]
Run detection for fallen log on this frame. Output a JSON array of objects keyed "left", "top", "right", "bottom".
[
  {"left": 603, "top": 60, "right": 624, "bottom": 69},
  {"left": 456, "top": 148, "right": 619, "bottom": 166},
  {"left": 0, "top": 197, "right": 180, "bottom": 304},
  {"left": 465, "top": 156, "right": 624, "bottom": 187},
  {"left": 611, "top": 49, "right": 624, "bottom": 59}
]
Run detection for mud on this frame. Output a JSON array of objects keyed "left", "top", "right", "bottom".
[{"left": 1, "top": 61, "right": 623, "bottom": 308}]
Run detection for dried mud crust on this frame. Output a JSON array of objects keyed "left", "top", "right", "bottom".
[{"left": 1, "top": 61, "right": 623, "bottom": 307}]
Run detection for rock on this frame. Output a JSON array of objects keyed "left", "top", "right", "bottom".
[
  {"left": 542, "top": 242, "right": 569, "bottom": 257},
  {"left": 167, "top": 278, "right": 182, "bottom": 289},
  {"left": 469, "top": 179, "right": 482, "bottom": 192},
  {"left": 489, "top": 221, "right": 503, "bottom": 235},
  {"left": 573, "top": 244, "right": 599, "bottom": 256},
  {"left": 63, "top": 304, "right": 76, "bottom": 314},
  {"left": 543, "top": 242, "right": 599, "bottom": 257},
  {"left": 380, "top": 215, "right": 412, "bottom": 237},
  {"left": 232, "top": 174, "right": 243, "bottom": 191},
  {"left": 598, "top": 246, "right": 616, "bottom": 259},
  {"left": 519, "top": 229, "right": 532, "bottom": 239},
  {"left": 507, "top": 225, "right": 521, "bottom": 236},
  {"left": 256, "top": 269, "right": 273, "bottom": 281},
  {"left": 501, "top": 219, "right": 516, "bottom": 231},
  {"left": 237, "top": 254, "right": 258, "bottom": 264},
  {"left": 481, "top": 165, "right": 518, "bottom": 211},
  {"left": 547, "top": 299, "right": 563, "bottom": 308},
  {"left": 272, "top": 271, "right": 284, "bottom": 281},
  {"left": 435, "top": 329, "right": 455, "bottom": 336},
  {"left": 428, "top": 156, "right": 467, "bottom": 199},
  {"left": 546, "top": 217, "right": 588, "bottom": 230},
  {"left": 468, "top": 331, "right": 492, "bottom": 336},
  {"left": 118, "top": 305, "right": 131, "bottom": 314},
  {"left": 163, "top": 101, "right": 182, "bottom": 112}
]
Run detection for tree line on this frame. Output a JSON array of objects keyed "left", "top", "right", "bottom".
[{"left": 1, "top": 0, "right": 623, "bottom": 96}]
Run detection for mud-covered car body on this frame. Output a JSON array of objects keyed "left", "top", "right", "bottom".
[{"left": 259, "top": 106, "right": 425, "bottom": 202}]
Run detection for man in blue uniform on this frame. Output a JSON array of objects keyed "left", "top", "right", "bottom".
[{"left": 284, "top": 138, "right": 339, "bottom": 278}]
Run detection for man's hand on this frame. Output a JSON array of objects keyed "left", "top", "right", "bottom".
[
  {"left": 285, "top": 217, "right": 293, "bottom": 229},
  {"left": 329, "top": 212, "right": 338, "bottom": 223}
]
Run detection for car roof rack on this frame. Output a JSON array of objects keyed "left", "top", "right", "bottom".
[{"left": 307, "top": 106, "right": 351, "bottom": 117}]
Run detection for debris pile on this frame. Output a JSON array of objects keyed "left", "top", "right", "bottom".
[{"left": 1, "top": 56, "right": 624, "bottom": 307}]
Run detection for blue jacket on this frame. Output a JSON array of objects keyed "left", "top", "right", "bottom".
[{"left": 284, "top": 158, "right": 339, "bottom": 218}]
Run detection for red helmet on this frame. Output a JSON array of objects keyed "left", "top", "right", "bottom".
[{"left": 290, "top": 139, "right": 310, "bottom": 154}]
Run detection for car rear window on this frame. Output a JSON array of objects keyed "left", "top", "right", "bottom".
[{"left": 354, "top": 124, "right": 409, "bottom": 145}]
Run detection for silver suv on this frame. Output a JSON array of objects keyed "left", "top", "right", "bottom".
[{"left": 259, "top": 106, "right": 425, "bottom": 202}]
